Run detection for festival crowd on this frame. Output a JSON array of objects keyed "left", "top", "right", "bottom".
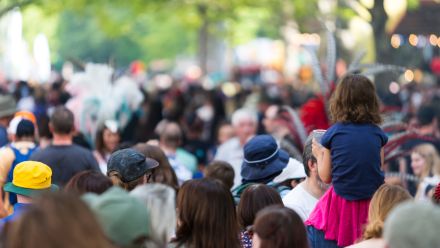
[{"left": 0, "top": 68, "right": 439, "bottom": 248}]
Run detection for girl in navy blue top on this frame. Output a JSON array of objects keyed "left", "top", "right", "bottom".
[{"left": 305, "top": 74, "right": 388, "bottom": 248}]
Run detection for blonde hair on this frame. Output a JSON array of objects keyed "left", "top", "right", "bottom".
[
  {"left": 412, "top": 143, "right": 440, "bottom": 178},
  {"left": 363, "top": 184, "right": 412, "bottom": 240},
  {"left": 108, "top": 171, "right": 144, "bottom": 191}
]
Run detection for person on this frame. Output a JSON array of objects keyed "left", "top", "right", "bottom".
[
  {"left": 283, "top": 135, "right": 329, "bottom": 221},
  {"left": 0, "top": 95, "right": 16, "bottom": 147},
  {"left": 158, "top": 121, "right": 193, "bottom": 184},
  {"left": 133, "top": 143, "right": 179, "bottom": 191},
  {"left": 215, "top": 108, "right": 258, "bottom": 188},
  {"left": 93, "top": 120, "right": 121, "bottom": 174},
  {"left": 171, "top": 178, "right": 240, "bottom": 248},
  {"left": 107, "top": 148, "right": 159, "bottom": 191},
  {"left": 64, "top": 170, "right": 113, "bottom": 195},
  {"left": 205, "top": 160, "right": 235, "bottom": 190},
  {"left": 83, "top": 187, "right": 149, "bottom": 248},
  {"left": 252, "top": 205, "right": 309, "bottom": 248},
  {"left": 237, "top": 184, "right": 283, "bottom": 248},
  {"left": 383, "top": 202, "right": 440, "bottom": 248},
  {"left": 272, "top": 158, "right": 307, "bottom": 190},
  {"left": 216, "top": 122, "right": 235, "bottom": 145},
  {"left": 30, "top": 106, "right": 100, "bottom": 186},
  {"left": 410, "top": 143, "right": 440, "bottom": 201},
  {"left": 130, "top": 184, "right": 176, "bottom": 248},
  {"left": 0, "top": 161, "right": 58, "bottom": 225},
  {"left": 232, "top": 135, "right": 291, "bottom": 203},
  {"left": 1, "top": 192, "right": 113, "bottom": 248},
  {"left": 307, "top": 74, "right": 388, "bottom": 247},
  {"left": 347, "top": 184, "right": 412, "bottom": 248},
  {"left": 0, "top": 118, "right": 38, "bottom": 212}
]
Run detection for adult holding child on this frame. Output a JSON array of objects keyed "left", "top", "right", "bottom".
[{"left": 307, "top": 74, "right": 388, "bottom": 247}]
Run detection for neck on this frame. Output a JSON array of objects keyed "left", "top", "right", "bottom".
[
  {"left": 16, "top": 194, "right": 32, "bottom": 204},
  {"left": 52, "top": 134, "right": 73, "bottom": 145},
  {"left": 303, "top": 176, "right": 326, "bottom": 199}
]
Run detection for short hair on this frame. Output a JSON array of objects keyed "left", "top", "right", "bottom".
[
  {"left": 231, "top": 108, "right": 257, "bottom": 127},
  {"left": 383, "top": 202, "right": 440, "bottom": 248},
  {"left": 159, "top": 122, "right": 182, "bottom": 148},
  {"left": 16, "top": 119, "right": 35, "bottom": 139},
  {"left": 329, "top": 74, "right": 382, "bottom": 124},
  {"left": 363, "top": 184, "right": 412, "bottom": 240},
  {"left": 253, "top": 205, "right": 309, "bottom": 248},
  {"left": 205, "top": 161, "right": 235, "bottom": 189},
  {"left": 417, "top": 104, "right": 436, "bottom": 126},
  {"left": 237, "top": 184, "right": 283, "bottom": 229},
  {"left": 302, "top": 135, "right": 316, "bottom": 177},
  {"left": 130, "top": 184, "right": 176, "bottom": 248},
  {"left": 64, "top": 171, "right": 113, "bottom": 195},
  {"left": 50, "top": 106, "right": 74, "bottom": 134}
]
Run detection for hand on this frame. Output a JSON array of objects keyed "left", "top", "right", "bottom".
[{"left": 312, "top": 138, "right": 323, "bottom": 159}]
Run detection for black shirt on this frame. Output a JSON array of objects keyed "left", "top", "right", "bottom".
[{"left": 30, "top": 144, "right": 100, "bottom": 186}]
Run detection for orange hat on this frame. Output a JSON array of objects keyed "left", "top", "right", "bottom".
[{"left": 14, "top": 111, "right": 37, "bottom": 126}]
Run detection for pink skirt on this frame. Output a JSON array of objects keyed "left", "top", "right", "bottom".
[{"left": 305, "top": 186, "right": 370, "bottom": 247}]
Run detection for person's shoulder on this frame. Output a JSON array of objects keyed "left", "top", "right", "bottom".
[{"left": 282, "top": 183, "right": 305, "bottom": 203}]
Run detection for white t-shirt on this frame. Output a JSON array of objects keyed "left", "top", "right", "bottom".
[{"left": 282, "top": 181, "right": 318, "bottom": 221}]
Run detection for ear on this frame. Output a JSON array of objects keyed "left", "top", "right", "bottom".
[{"left": 308, "top": 160, "right": 317, "bottom": 173}]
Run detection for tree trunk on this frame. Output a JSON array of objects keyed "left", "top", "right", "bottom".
[
  {"left": 197, "top": 4, "right": 209, "bottom": 76},
  {"left": 370, "top": 0, "right": 391, "bottom": 63}
]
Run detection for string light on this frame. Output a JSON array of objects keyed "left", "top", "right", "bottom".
[
  {"left": 430, "top": 34, "right": 438, "bottom": 46},
  {"left": 404, "top": 69, "right": 414, "bottom": 82},
  {"left": 391, "top": 34, "right": 401, "bottom": 48},
  {"left": 409, "top": 34, "right": 418, "bottom": 46}
]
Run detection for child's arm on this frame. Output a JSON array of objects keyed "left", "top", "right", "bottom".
[{"left": 312, "top": 138, "right": 332, "bottom": 184}]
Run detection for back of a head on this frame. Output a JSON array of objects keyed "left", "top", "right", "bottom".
[
  {"left": 417, "top": 104, "right": 436, "bottom": 126},
  {"left": 15, "top": 119, "right": 35, "bottom": 139},
  {"left": 50, "top": 106, "right": 74, "bottom": 135},
  {"left": 130, "top": 184, "right": 176, "bottom": 246},
  {"left": 175, "top": 178, "right": 240, "bottom": 248},
  {"left": 3, "top": 192, "right": 111, "bottom": 248},
  {"left": 237, "top": 184, "right": 283, "bottom": 229},
  {"left": 231, "top": 108, "right": 257, "bottom": 127},
  {"left": 383, "top": 202, "right": 440, "bottom": 248},
  {"left": 205, "top": 161, "right": 235, "bottom": 190},
  {"left": 160, "top": 122, "right": 182, "bottom": 148},
  {"left": 363, "top": 184, "right": 412, "bottom": 240},
  {"left": 253, "top": 205, "right": 308, "bottom": 248},
  {"left": 65, "top": 171, "right": 113, "bottom": 195}
]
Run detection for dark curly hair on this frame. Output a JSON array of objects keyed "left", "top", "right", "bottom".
[{"left": 329, "top": 74, "right": 382, "bottom": 124}]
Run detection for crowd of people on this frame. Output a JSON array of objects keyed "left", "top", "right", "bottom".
[{"left": 0, "top": 70, "right": 440, "bottom": 248}]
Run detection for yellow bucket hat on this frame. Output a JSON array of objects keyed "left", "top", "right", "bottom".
[{"left": 4, "top": 161, "right": 58, "bottom": 197}]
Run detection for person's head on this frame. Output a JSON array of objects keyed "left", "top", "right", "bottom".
[
  {"left": 65, "top": 171, "right": 113, "bottom": 195},
  {"left": 130, "top": 184, "right": 176, "bottom": 247},
  {"left": 416, "top": 104, "right": 437, "bottom": 128},
  {"left": 83, "top": 187, "right": 149, "bottom": 248},
  {"left": 159, "top": 121, "right": 182, "bottom": 149},
  {"left": 175, "top": 178, "right": 240, "bottom": 248},
  {"left": 107, "top": 148, "right": 159, "bottom": 191},
  {"left": 8, "top": 118, "right": 35, "bottom": 142},
  {"left": 3, "top": 161, "right": 58, "bottom": 202},
  {"left": 263, "top": 105, "right": 280, "bottom": 134},
  {"left": 363, "top": 184, "right": 412, "bottom": 240},
  {"left": 95, "top": 120, "right": 121, "bottom": 155},
  {"left": 411, "top": 143, "right": 440, "bottom": 178},
  {"left": 231, "top": 108, "right": 257, "bottom": 144},
  {"left": 237, "top": 184, "right": 283, "bottom": 230},
  {"left": 329, "top": 74, "right": 382, "bottom": 124},
  {"left": 132, "top": 143, "right": 179, "bottom": 191},
  {"left": 2, "top": 192, "right": 112, "bottom": 248},
  {"left": 49, "top": 106, "right": 74, "bottom": 135},
  {"left": 383, "top": 202, "right": 440, "bottom": 248},
  {"left": 241, "top": 135, "right": 289, "bottom": 184},
  {"left": 252, "top": 205, "right": 309, "bottom": 248},
  {"left": 217, "top": 122, "right": 235, "bottom": 145},
  {"left": 205, "top": 161, "right": 235, "bottom": 189},
  {"left": 302, "top": 135, "right": 316, "bottom": 178},
  {"left": 272, "top": 158, "right": 307, "bottom": 189}
]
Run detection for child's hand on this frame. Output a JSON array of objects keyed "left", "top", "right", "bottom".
[{"left": 312, "top": 138, "right": 323, "bottom": 159}]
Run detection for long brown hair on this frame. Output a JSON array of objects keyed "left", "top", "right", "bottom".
[
  {"left": 133, "top": 143, "right": 179, "bottom": 191},
  {"left": 2, "top": 192, "right": 113, "bottom": 248},
  {"left": 329, "top": 74, "right": 382, "bottom": 124},
  {"left": 64, "top": 170, "right": 113, "bottom": 195},
  {"left": 174, "top": 178, "right": 240, "bottom": 248},
  {"left": 237, "top": 184, "right": 283, "bottom": 229},
  {"left": 363, "top": 184, "right": 412, "bottom": 240},
  {"left": 253, "top": 205, "right": 309, "bottom": 248}
]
